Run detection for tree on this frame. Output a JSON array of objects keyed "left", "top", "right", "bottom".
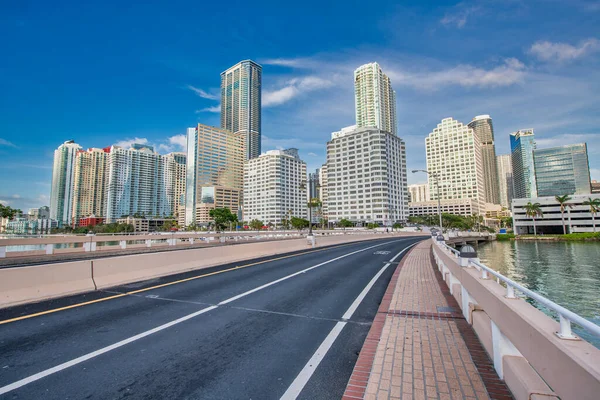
[
  {"left": 501, "top": 216, "right": 513, "bottom": 229},
  {"left": 392, "top": 222, "right": 403, "bottom": 231},
  {"left": 555, "top": 195, "right": 573, "bottom": 234},
  {"left": 249, "top": 219, "right": 264, "bottom": 231},
  {"left": 366, "top": 223, "right": 379, "bottom": 229},
  {"left": 0, "top": 203, "right": 21, "bottom": 220},
  {"left": 524, "top": 202, "right": 543, "bottom": 236},
  {"left": 338, "top": 218, "right": 353, "bottom": 229},
  {"left": 582, "top": 198, "right": 600, "bottom": 233},
  {"left": 209, "top": 208, "right": 238, "bottom": 232},
  {"left": 290, "top": 216, "right": 309, "bottom": 230}
]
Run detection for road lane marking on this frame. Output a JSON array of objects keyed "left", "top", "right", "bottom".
[
  {"left": 0, "top": 241, "right": 371, "bottom": 326},
  {"left": 0, "top": 239, "right": 411, "bottom": 396},
  {"left": 280, "top": 242, "right": 418, "bottom": 400}
]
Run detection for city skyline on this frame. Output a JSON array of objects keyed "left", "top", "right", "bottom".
[{"left": 2, "top": 1, "right": 600, "bottom": 211}]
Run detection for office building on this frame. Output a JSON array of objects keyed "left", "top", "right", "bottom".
[
  {"left": 408, "top": 183, "right": 429, "bottom": 203},
  {"left": 409, "top": 199, "right": 474, "bottom": 217},
  {"left": 468, "top": 115, "right": 500, "bottom": 204},
  {"left": 244, "top": 149, "right": 307, "bottom": 226},
  {"left": 71, "top": 147, "right": 110, "bottom": 225},
  {"left": 326, "top": 126, "right": 408, "bottom": 225},
  {"left": 318, "top": 164, "right": 328, "bottom": 221},
  {"left": 105, "top": 145, "right": 173, "bottom": 222},
  {"left": 354, "top": 63, "right": 397, "bottom": 136},
  {"left": 533, "top": 143, "right": 591, "bottom": 197},
  {"left": 496, "top": 154, "right": 514, "bottom": 209},
  {"left": 220, "top": 60, "right": 262, "bottom": 159},
  {"left": 166, "top": 152, "right": 187, "bottom": 219},
  {"left": 50, "top": 140, "right": 82, "bottom": 225},
  {"left": 185, "top": 124, "right": 245, "bottom": 226},
  {"left": 511, "top": 129, "right": 537, "bottom": 199},
  {"left": 592, "top": 180, "right": 600, "bottom": 194},
  {"left": 513, "top": 194, "right": 600, "bottom": 234},
  {"left": 425, "top": 118, "right": 485, "bottom": 215}
]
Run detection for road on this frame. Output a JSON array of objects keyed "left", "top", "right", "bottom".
[{"left": 0, "top": 237, "right": 424, "bottom": 399}]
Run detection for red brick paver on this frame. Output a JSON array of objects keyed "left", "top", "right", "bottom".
[{"left": 343, "top": 241, "right": 512, "bottom": 400}]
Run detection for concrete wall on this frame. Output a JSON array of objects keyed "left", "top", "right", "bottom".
[{"left": 432, "top": 240, "right": 600, "bottom": 400}]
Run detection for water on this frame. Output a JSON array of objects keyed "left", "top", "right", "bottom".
[{"left": 477, "top": 240, "right": 600, "bottom": 348}]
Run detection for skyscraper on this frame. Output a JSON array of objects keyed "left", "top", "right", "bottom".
[
  {"left": 185, "top": 124, "right": 245, "bottom": 226},
  {"left": 50, "top": 140, "right": 82, "bottom": 225},
  {"left": 408, "top": 184, "right": 430, "bottom": 203},
  {"left": 165, "top": 152, "right": 187, "bottom": 219},
  {"left": 244, "top": 149, "right": 307, "bottom": 226},
  {"left": 496, "top": 154, "right": 514, "bottom": 209},
  {"left": 105, "top": 145, "right": 173, "bottom": 222},
  {"left": 220, "top": 60, "right": 262, "bottom": 159},
  {"left": 326, "top": 126, "right": 408, "bottom": 225},
  {"left": 71, "top": 147, "right": 110, "bottom": 225},
  {"left": 354, "top": 62, "right": 397, "bottom": 136},
  {"left": 425, "top": 118, "right": 485, "bottom": 215},
  {"left": 468, "top": 115, "right": 500, "bottom": 204},
  {"left": 510, "top": 129, "right": 536, "bottom": 199},
  {"left": 533, "top": 143, "right": 591, "bottom": 197}
]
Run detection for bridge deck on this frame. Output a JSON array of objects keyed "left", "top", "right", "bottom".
[{"left": 343, "top": 242, "right": 513, "bottom": 400}]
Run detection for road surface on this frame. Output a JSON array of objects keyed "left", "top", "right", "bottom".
[{"left": 0, "top": 237, "right": 424, "bottom": 399}]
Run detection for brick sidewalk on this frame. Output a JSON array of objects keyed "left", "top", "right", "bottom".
[{"left": 343, "top": 241, "right": 512, "bottom": 400}]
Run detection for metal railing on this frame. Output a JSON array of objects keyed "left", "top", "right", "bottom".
[{"left": 435, "top": 241, "right": 600, "bottom": 340}]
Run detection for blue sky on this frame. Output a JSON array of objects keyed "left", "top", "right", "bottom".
[{"left": 1, "top": 0, "right": 599, "bottom": 211}]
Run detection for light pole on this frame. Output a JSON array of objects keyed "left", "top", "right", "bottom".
[
  {"left": 412, "top": 169, "right": 443, "bottom": 233},
  {"left": 300, "top": 176, "right": 320, "bottom": 245}
]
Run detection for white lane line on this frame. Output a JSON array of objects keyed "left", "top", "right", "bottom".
[
  {"left": 0, "top": 239, "right": 405, "bottom": 396},
  {"left": 280, "top": 242, "right": 418, "bottom": 400}
]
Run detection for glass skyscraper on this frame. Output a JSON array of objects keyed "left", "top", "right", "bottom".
[
  {"left": 534, "top": 143, "right": 591, "bottom": 197},
  {"left": 220, "top": 60, "right": 262, "bottom": 160},
  {"left": 50, "top": 140, "right": 82, "bottom": 225},
  {"left": 496, "top": 154, "right": 514, "bottom": 209},
  {"left": 510, "top": 129, "right": 536, "bottom": 199},
  {"left": 468, "top": 115, "right": 500, "bottom": 204}
]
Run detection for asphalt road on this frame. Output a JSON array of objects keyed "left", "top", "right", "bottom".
[{"left": 0, "top": 237, "right": 424, "bottom": 399}]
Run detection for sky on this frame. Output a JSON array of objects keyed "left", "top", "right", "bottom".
[{"left": 1, "top": 0, "right": 599, "bottom": 211}]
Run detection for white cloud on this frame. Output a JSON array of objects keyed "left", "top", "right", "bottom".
[
  {"left": 0, "top": 138, "right": 17, "bottom": 147},
  {"left": 168, "top": 134, "right": 186, "bottom": 151},
  {"left": 263, "top": 76, "right": 333, "bottom": 107},
  {"left": 307, "top": 152, "right": 318, "bottom": 157},
  {"left": 262, "top": 135, "right": 324, "bottom": 151},
  {"left": 114, "top": 137, "right": 149, "bottom": 149},
  {"left": 440, "top": 5, "right": 481, "bottom": 28},
  {"left": 196, "top": 105, "right": 221, "bottom": 113},
  {"left": 529, "top": 38, "right": 600, "bottom": 62},
  {"left": 185, "top": 85, "right": 219, "bottom": 100},
  {"left": 386, "top": 58, "right": 526, "bottom": 90},
  {"left": 534, "top": 133, "right": 600, "bottom": 148}
]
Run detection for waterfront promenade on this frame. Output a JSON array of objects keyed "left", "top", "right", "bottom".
[{"left": 343, "top": 241, "right": 511, "bottom": 400}]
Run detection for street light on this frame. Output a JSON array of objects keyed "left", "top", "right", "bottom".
[
  {"left": 412, "top": 169, "right": 443, "bottom": 233},
  {"left": 300, "top": 176, "right": 321, "bottom": 237}
]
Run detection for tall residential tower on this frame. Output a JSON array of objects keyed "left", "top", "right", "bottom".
[
  {"left": 496, "top": 154, "right": 514, "bottom": 209},
  {"left": 220, "top": 60, "right": 262, "bottom": 159},
  {"left": 354, "top": 62, "right": 397, "bottom": 136},
  {"left": 468, "top": 115, "right": 500, "bottom": 204},
  {"left": 50, "top": 140, "right": 82, "bottom": 225}
]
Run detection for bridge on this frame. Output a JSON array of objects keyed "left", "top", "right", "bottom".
[{"left": 0, "top": 233, "right": 597, "bottom": 399}]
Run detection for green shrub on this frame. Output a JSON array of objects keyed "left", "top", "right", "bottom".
[{"left": 496, "top": 233, "right": 515, "bottom": 241}]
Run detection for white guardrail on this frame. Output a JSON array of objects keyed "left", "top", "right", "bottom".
[{"left": 437, "top": 241, "right": 600, "bottom": 340}]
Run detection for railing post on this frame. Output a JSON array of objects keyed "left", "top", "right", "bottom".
[
  {"left": 189, "top": 237, "right": 194, "bottom": 245},
  {"left": 491, "top": 321, "right": 522, "bottom": 379},
  {"left": 120, "top": 240, "right": 127, "bottom": 249},
  {"left": 0, "top": 246, "right": 6, "bottom": 258},
  {"left": 45, "top": 244, "right": 54, "bottom": 255},
  {"left": 556, "top": 314, "right": 579, "bottom": 340},
  {"left": 506, "top": 284, "right": 516, "bottom": 299},
  {"left": 145, "top": 239, "right": 152, "bottom": 248}
]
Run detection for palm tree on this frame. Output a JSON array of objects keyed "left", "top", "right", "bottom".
[
  {"left": 582, "top": 198, "right": 600, "bottom": 233},
  {"left": 524, "top": 202, "right": 543, "bottom": 236},
  {"left": 555, "top": 195, "right": 573, "bottom": 234}
]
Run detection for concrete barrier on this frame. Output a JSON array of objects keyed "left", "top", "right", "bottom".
[
  {"left": 432, "top": 240, "right": 600, "bottom": 400},
  {"left": 92, "top": 233, "right": 410, "bottom": 289},
  {"left": 0, "top": 260, "right": 94, "bottom": 308}
]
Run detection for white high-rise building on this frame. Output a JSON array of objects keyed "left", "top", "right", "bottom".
[
  {"left": 244, "top": 149, "right": 307, "bottom": 226},
  {"left": 326, "top": 126, "right": 408, "bottom": 225},
  {"left": 165, "top": 152, "right": 186, "bottom": 219},
  {"left": 496, "top": 154, "right": 514, "bottom": 209},
  {"left": 354, "top": 63, "right": 397, "bottom": 136},
  {"left": 408, "top": 183, "right": 430, "bottom": 203},
  {"left": 425, "top": 117, "right": 485, "bottom": 215},
  {"left": 50, "top": 140, "right": 82, "bottom": 225},
  {"left": 105, "top": 144, "right": 173, "bottom": 222},
  {"left": 72, "top": 147, "right": 110, "bottom": 225},
  {"left": 318, "top": 164, "right": 328, "bottom": 221}
]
